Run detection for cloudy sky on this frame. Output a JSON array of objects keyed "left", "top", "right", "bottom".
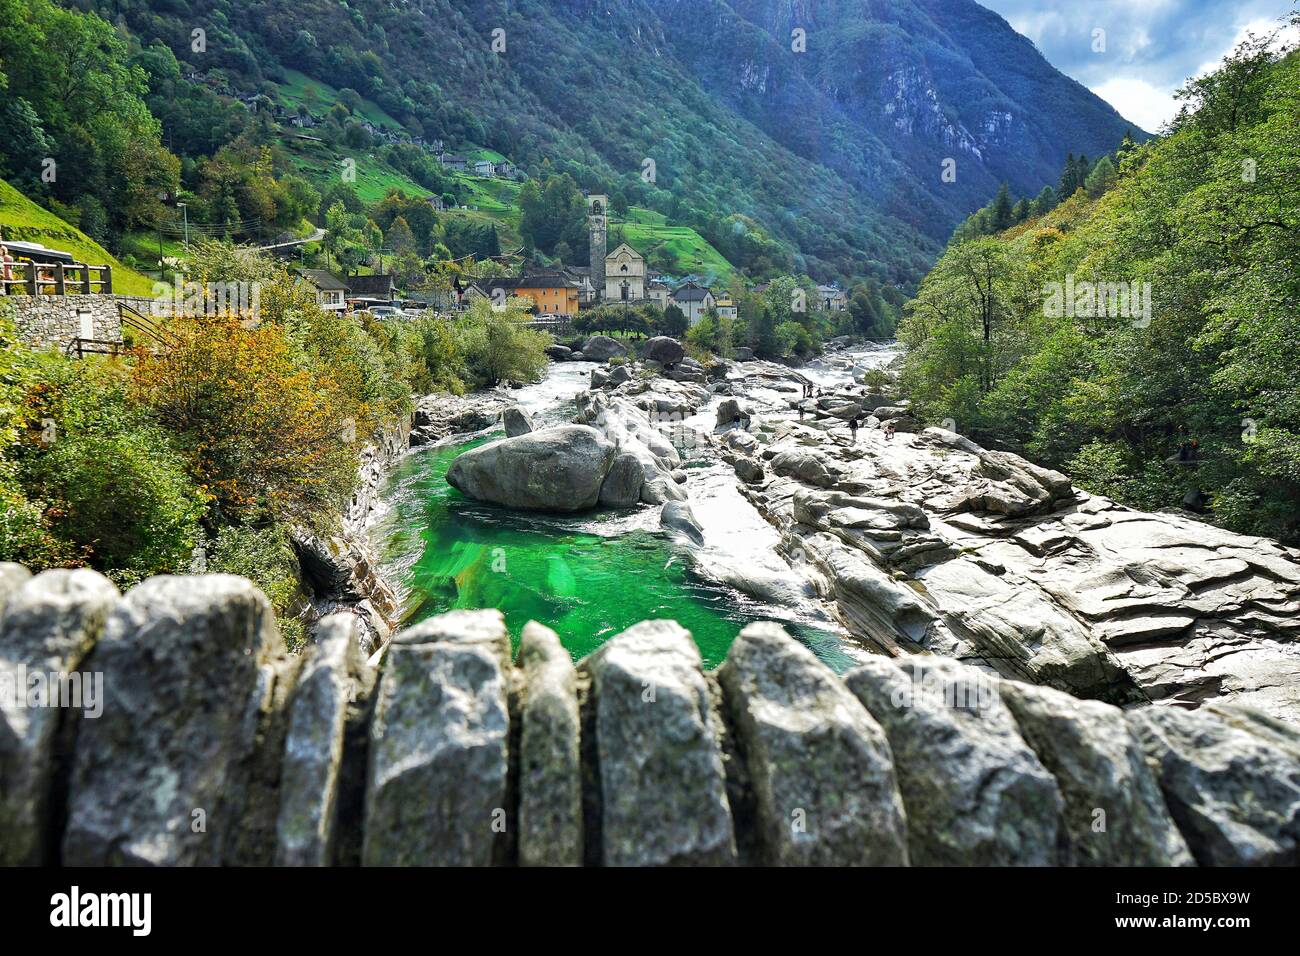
[{"left": 979, "top": 0, "right": 1298, "bottom": 132}]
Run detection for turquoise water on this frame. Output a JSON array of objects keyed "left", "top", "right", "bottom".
[{"left": 372, "top": 432, "right": 855, "bottom": 670}]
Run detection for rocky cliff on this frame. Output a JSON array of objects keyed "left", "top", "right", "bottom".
[{"left": 1, "top": 564, "right": 1297, "bottom": 866}]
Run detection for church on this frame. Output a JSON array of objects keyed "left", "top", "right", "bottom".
[
  {"left": 585, "top": 193, "right": 648, "bottom": 303},
  {"left": 604, "top": 243, "right": 646, "bottom": 301}
]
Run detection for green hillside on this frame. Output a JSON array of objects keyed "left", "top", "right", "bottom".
[{"left": 0, "top": 179, "right": 155, "bottom": 296}]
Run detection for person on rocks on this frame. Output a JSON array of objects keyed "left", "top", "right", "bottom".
[
  {"left": 798, "top": 403, "right": 806, "bottom": 421},
  {"left": 849, "top": 417, "right": 859, "bottom": 443},
  {"left": 884, "top": 421, "right": 896, "bottom": 442}
]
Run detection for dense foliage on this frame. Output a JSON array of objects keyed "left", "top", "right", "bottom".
[
  {"left": 898, "top": 33, "right": 1300, "bottom": 543},
  {"left": 0, "top": 243, "right": 548, "bottom": 625}
]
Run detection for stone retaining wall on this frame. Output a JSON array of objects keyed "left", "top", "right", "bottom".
[
  {"left": 1, "top": 564, "right": 1296, "bottom": 867},
  {"left": 4, "top": 294, "right": 156, "bottom": 351}
]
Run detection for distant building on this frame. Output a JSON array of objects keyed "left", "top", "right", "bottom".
[
  {"left": 464, "top": 275, "right": 580, "bottom": 315},
  {"left": 714, "top": 292, "right": 737, "bottom": 320},
  {"left": 817, "top": 284, "right": 847, "bottom": 311},
  {"left": 298, "top": 269, "right": 350, "bottom": 312},
  {"left": 647, "top": 278, "right": 672, "bottom": 309},
  {"left": 346, "top": 273, "right": 398, "bottom": 306},
  {"left": 440, "top": 154, "right": 467, "bottom": 173},
  {"left": 473, "top": 160, "right": 496, "bottom": 177},
  {"left": 670, "top": 281, "right": 716, "bottom": 325},
  {"left": 428, "top": 195, "right": 446, "bottom": 211},
  {"left": 496, "top": 161, "right": 518, "bottom": 179},
  {"left": 605, "top": 242, "right": 646, "bottom": 302},
  {"left": 514, "top": 272, "right": 580, "bottom": 315}
]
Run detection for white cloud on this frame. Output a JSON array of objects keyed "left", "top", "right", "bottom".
[{"left": 1090, "top": 77, "right": 1179, "bottom": 132}]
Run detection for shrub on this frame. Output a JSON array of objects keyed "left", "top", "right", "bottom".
[
  {"left": 24, "top": 426, "right": 204, "bottom": 587},
  {"left": 455, "top": 300, "right": 549, "bottom": 387},
  {"left": 208, "top": 523, "right": 308, "bottom": 650},
  {"left": 131, "top": 315, "right": 360, "bottom": 525}
]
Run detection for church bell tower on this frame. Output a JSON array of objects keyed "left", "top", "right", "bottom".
[{"left": 587, "top": 194, "right": 608, "bottom": 303}]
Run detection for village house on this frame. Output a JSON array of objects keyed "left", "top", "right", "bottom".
[
  {"left": 473, "top": 160, "right": 496, "bottom": 177},
  {"left": 670, "top": 281, "right": 716, "bottom": 325},
  {"left": 462, "top": 275, "right": 580, "bottom": 315},
  {"left": 496, "top": 161, "right": 518, "bottom": 179},
  {"left": 605, "top": 242, "right": 647, "bottom": 302},
  {"left": 346, "top": 273, "right": 398, "bottom": 309},
  {"left": 714, "top": 292, "right": 737, "bottom": 320},
  {"left": 816, "top": 284, "right": 847, "bottom": 311},
  {"left": 440, "top": 154, "right": 468, "bottom": 173},
  {"left": 298, "top": 269, "right": 350, "bottom": 312},
  {"left": 647, "top": 278, "right": 672, "bottom": 309}
]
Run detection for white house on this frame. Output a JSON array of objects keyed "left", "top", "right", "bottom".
[
  {"left": 670, "top": 281, "right": 716, "bottom": 325},
  {"left": 816, "top": 284, "right": 847, "bottom": 311},
  {"left": 473, "top": 160, "right": 496, "bottom": 177},
  {"left": 647, "top": 278, "right": 672, "bottom": 309},
  {"left": 299, "top": 269, "right": 349, "bottom": 312}
]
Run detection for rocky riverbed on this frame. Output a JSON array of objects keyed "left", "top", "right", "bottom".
[{"left": 429, "top": 337, "right": 1300, "bottom": 725}]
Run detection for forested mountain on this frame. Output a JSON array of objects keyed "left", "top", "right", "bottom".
[
  {"left": 898, "top": 34, "right": 1300, "bottom": 544},
  {"left": 21, "top": 0, "right": 1140, "bottom": 287}
]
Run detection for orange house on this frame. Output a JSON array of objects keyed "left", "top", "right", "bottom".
[{"left": 513, "top": 275, "right": 579, "bottom": 315}]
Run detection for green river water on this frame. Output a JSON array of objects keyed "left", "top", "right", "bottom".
[{"left": 369, "top": 354, "right": 901, "bottom": 670}]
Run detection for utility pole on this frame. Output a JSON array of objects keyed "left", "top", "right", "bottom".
[{"left": 177, "top": 202, "right": 190, "bottom": 255}]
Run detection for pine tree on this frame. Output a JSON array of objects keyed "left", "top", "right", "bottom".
[
  {"left": 1084, "top": 155, "right": 1117, "bottom": 198},
  {"left": 1031, "top": 185, "right": 1057, "bottom": 217},
  {"left": 990, "top": 183, "right": 1014, "bottom": 232}
]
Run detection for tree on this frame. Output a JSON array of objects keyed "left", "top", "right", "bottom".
[
  {"left": 519, "top": 173, "right": 586, "bottom": 257},
  {"left": 990, "top": 183, "right": 1015, "bottom": 232},
  {"left": 131, "top": 316, "right": 360, "bottom": 524},
  {"left": 659, "top": 304, "right": 689, "bottom": 337},
  {"left": 455, "top": 299, "right": 550, "bottom": 386},
  {"left": 1084, "top": 156, "right": 1117, "bottom": 198}
]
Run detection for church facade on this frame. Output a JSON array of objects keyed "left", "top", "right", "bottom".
[{"left": 604, "top": 242, "right": 646, "bottom": 301}]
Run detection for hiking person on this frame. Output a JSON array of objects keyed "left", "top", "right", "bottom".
[
  {"left": 884, "top": 421, "right": 896, "bottom": 442},
  {"left": 849, "top": 417, "right": 859, "bottom": 443}
]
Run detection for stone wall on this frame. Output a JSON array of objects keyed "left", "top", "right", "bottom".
[
  {"left": 4, "top": 294, "right": 156, "bottom": 351},
  {"left": 2, "top": 563, "right": 1297, "bottom": 867}
]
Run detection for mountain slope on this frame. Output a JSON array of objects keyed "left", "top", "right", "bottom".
[
  {"left": 0, "top": 179, "right": 155, "bottom": 296},
  {"left": 88, "top": 0, "right": 1140, "bottom": 286}
]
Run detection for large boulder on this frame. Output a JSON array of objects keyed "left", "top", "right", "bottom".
[
  {"left": 63, "top": 575, "right": 288, "bottom": 865},
  {"left": 0, "top": 569, "right": 119, "bottom": 865},
  {"left": 516, "top": 622, "right": 583, "bottom": 866},
  {"left": 715, "top": 398, "right": 751, "bottom": 431},
  {"left": 502, "top": 405, "right": 534, "bottom": 438},
  {"left": 275, "top": 614, "right": 373, "bottom": 866},
  {"left": 446, "top": 425, "right": 616, "bottom": 512},
  {"left": 544, "top": 344, "right": 573, "bottom": 361},
  {"left": 661, "top": 500, "right": 705, "bottom": 546},
  {"left": 1128, "top": 705, "right": 1300, "bottom": 865},
  {"left": 644, "top": 336, "right": 686, "bottom": 364},
  {"left": 578, "top": 620, "right": 737, "bottom": 866},
  {"left": 598, "top": 451, "right": 645, "bottom": 508},
  {"left": 1000, "top": 681, "right": 1193, "bottom": 866},
  {"left": 363, "top": 610, "right": 511, "bottom": 866},
  {"left": 844, "top": 656, "right": 1064, "bottom": 865},
  {"left": 718, "top": 622, "right": 909, "bottom": 865},
  {"left": 581, "top": 335, "right": 628, "bottom": 363}
]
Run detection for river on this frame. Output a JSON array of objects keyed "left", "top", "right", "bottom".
[{"left": 369, "top": 344, "right": 900, "bottom": 670}]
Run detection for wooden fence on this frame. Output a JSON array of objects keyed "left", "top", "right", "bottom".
[{"left": 1, "top": 261, "right": 112, "bottom": 296}]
